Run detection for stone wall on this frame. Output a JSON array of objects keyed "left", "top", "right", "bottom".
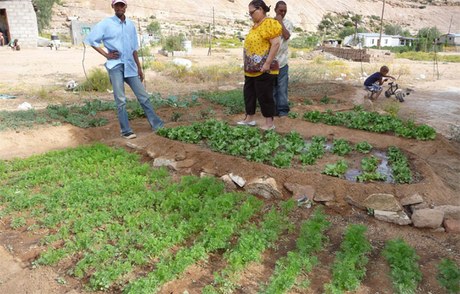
[
  {"left": 0, "top": 0, "right": 38, "bottom": 48},
  {"left": 320, "top": 47, "right": 394, "bottom": 63}
]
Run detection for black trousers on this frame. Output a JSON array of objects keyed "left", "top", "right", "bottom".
[{"left": 243, "top": 73, "right": 276, "bottom": 118}]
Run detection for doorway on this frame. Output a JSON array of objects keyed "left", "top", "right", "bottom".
[{"left": 0, "top": 9, "right": 10, "bottom": 45}]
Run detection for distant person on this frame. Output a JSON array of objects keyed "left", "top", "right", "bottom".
[
  {"left": 364, "top": 65, "right": 395, "bottom": 100},
  {"left": 84, "top": 0, "right": 163, "bottom": 139},
  {"left": 238, "top": 0, "right": 281, "bottom": 131},
  {"left": 273, "top": 1, "right": 293, "bottom": 117},
  {"left": 9, "top": 39, "right": 20, "bottom": 51},
  {"left": 0, "top": 32, "right": 4, "bottom": 46}
]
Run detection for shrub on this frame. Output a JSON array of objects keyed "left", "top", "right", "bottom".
[{"left": 78, "top": 68, "right": 111, "bottom": 92}]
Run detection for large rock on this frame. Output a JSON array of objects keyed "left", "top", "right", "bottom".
[
  {"left": 245, "top": 177, "right": 282, "bottom": 199},
  {"left": 443, "top": 219, "right": 460, "bottom": 233},
  {"left": 175, "top": 159, "right": 196, "bottom": 169},
  {"left": 229, "top": 173, "right": 246, "bottom": 187},
  {"left": 363, "top": 193, "right": 402, "bottom": 212},
  {"left": 284, "top": 182, "right": 315, "bottom": 199},
  {"left": 435, "top": 205, "right": 460, "bottom": 220},
  {"left": 400, "top": 193, "right": 424, "bottom": 206},
  {"left": 152, "top": 157, "right": 177, "bottom": 170},
  {"left": 411, "top": 209, "right": 444, "bottom": 229},
  {"left": 374, "top": 210, "right": 412, "bottom": 226},
  {"left": 220, "top": 175, "right": 237, "bottom": 191},
  {"left": 345, "top": 195, "right": 366, "bottom": 210}
]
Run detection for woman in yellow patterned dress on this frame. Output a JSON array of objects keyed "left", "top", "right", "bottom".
[{"left": 237, "top": 0, "right": 282, "bottom": 130}]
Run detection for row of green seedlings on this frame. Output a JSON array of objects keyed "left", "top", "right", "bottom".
[
  {"left": 288, "top": 106, "right": 436, "bottom": 140},
  {"left": 386, "top": 241, "right": 459, "bottom": 294},
  {"left": 201, "top": 201, "right": 296, "bottom": 294},
  {"left": 327, "top": 230, "right": 459, "bottom": 294},
  {"left": 0, "top": 144, "right": 264, "bottom": 292},
  {"left": 157, "top": 119, "right": 413, "bottom": 183},
  {"left": 259, "top": 207, "right": 331, "bottom": 293}
]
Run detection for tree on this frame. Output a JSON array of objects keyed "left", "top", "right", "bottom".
[
  {"left": 146, "top": 21, "right": 161, "bottom": 36},
  {"left": 33, "top": 0, "right": 60, "bottom": 32},
  {"left": 416, "top": 26, "right": 441, "bottom": 51},
  {"left": 317, "top": 13, "right": 336, "bottom": 37},
  {"left": 384, "top": 24, "right": 403, "bottom": 35}
]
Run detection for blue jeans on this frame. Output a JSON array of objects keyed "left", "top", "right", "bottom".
[
  {"left": 108, "top": 64, "right": 163, "bottom": 135},
  {"left": 273, "top": 64, "right": 290, "bottom": 116}
]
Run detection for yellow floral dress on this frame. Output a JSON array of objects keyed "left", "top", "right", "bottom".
[{"left": 244, "top": 18, "right": 282, "bottom": 77}]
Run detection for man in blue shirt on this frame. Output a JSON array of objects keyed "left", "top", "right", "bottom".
[{"left": 85, "top": 0, "right": 163, "bottom": 139}]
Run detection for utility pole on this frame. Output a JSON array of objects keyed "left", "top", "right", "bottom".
[
  {"left": 447, "top": 15, "right": 453, "bottom": 34},
  {"left": 208, "top": 6, "right": 215, "bottom": 56},
  {"left": 378, "top": 0, "right": 386, "bottom": 49}
]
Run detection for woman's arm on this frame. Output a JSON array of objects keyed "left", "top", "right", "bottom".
[{"left": 261, "top": 37, "right": 280, "bottom": 72}]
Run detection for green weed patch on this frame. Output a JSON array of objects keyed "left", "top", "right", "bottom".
[{"left": 0, "top": 144, "right": 268, "bottom": 292}]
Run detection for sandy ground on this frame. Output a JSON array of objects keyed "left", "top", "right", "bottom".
[{"left": 0, "top": 46, "right": 459, "bottom": 294}]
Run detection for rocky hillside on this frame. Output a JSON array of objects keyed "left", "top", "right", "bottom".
[{"left": 51, "top": 0, "right": 460, "bottom": 36}]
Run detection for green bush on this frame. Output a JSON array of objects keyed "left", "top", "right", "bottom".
[{"left": 78, "top": 68, "right": 111, "bottom": 92}]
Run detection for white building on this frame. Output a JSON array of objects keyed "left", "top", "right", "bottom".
[
  {"left": 343, "top": 33, "right": 414, "bottom": 48},
  {"left": 436, "top": 33, "right": 460, "bottom": 46},
  {"left": 0, "top": 0, "right": 38, "bottom": 48}
]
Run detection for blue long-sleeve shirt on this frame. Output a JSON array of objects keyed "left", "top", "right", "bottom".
[{"left": 85, "top": 15, "right": 139, "bottom": 78}]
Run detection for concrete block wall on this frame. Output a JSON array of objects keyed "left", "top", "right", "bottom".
[
  {"left": 320, "top": 47, "right": 394, "bottom": 63},
  {"left": 320, "top": 47, "right": 371, "bottom": 62},
  {"left": 0, "top": 0, "right": 38, "bottom": 48}
]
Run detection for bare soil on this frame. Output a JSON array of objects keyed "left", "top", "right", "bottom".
[{"left": 0, "top": 47, "right": 459, "bottom": 294}]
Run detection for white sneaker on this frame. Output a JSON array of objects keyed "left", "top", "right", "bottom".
[{"left": 237, "top": 120, "right": 256, "bottom": 126}]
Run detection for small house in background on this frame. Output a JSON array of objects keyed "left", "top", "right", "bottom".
[
  {"left": 343, "top": 33, "right": 415, "bottom": 48},
  {"left": 0, "top": 0, "right": 38, "bottom": 48},
  {"left": 436, "top": 33, "right": 460, "bottom": 46}
]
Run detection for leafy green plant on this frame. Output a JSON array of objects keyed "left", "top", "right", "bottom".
[
  {"left": 272, "top": 151, "right": 294, "bottom": 168},
  {"left": 301, "top": 108, "right": 436, "bottom": 140},
  {"left": 355, "top": 141, "right": 373, "bottom": 153},
  {"left": 323, "top": 159, "right": 348, "bottom": 178},
  {"left": 437, "top": 258, "right": 460, "bottom": 294},
  {"left": 387, "top": 146, "right": 413, "bottom": 184},
  {"left": 383, "top": 238, "right": 422, "bottom": 294},
  {"left": 331, "top": 139, "right": 353, "bottom": 156},
  {"left": 357, "top": 156, "right": 386, "bottom": 182}
]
